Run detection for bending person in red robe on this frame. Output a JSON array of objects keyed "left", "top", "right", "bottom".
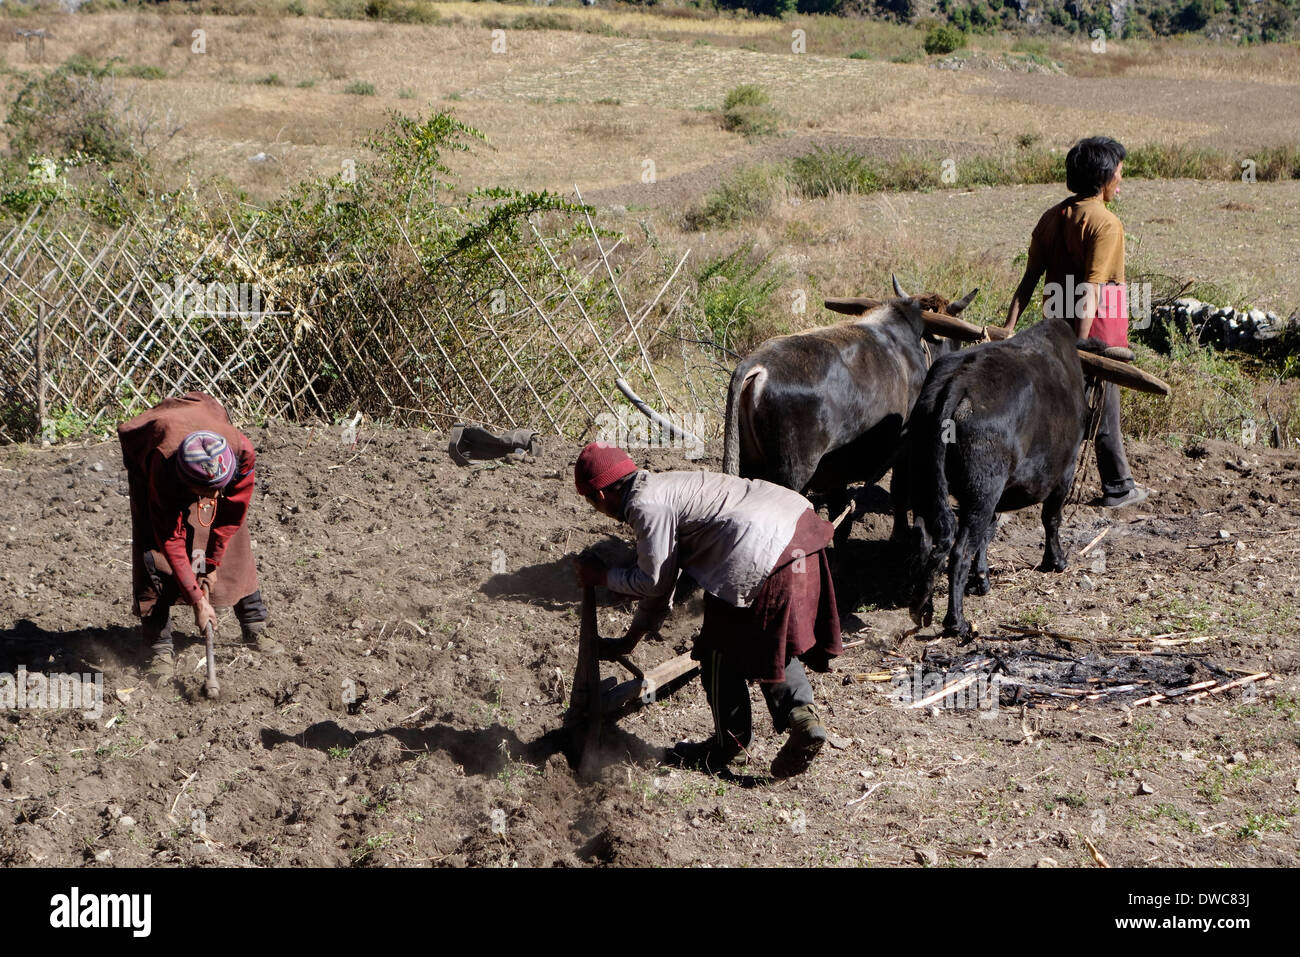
[{"left": 118, "top": 392, "right": 280, "bottom": 681}]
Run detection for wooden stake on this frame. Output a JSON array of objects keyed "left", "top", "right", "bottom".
[{"left": 35, "top": 302, "right": 47, "bottom": 443}]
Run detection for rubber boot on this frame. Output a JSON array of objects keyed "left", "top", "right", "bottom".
[
  {"left": 145, "top": 640, "right": 175, "bottom": 684},
  {"left": 241, "top": 621, "right": 284, "bottom": 656},
  {"left": 770, "top": 703, "right": 828, "bottom": 778}
]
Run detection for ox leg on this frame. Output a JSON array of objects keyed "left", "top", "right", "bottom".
[
  {"left": 1038, "top": 483, "right": 1070, "bottom": 573},
  {"left": 966, "top": 516, "right": 995, "bottom": 595},
  {"left": 889, "top": 460, "right": 910, "bottom": 543},
  {"left": 944, "top": 503, "right": 994, "bottom": 642}
]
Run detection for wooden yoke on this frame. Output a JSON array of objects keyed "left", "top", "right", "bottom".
[{"left": 824, "top": 297, "right": 1171, "bottom": 397}]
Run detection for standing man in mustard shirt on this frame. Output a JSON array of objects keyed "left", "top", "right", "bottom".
[{"left": 1004, "top": 135, "right": 1149, "bottom": 509}]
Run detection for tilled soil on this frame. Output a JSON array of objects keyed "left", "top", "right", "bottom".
[{"left": 1, "top": 427, "right": 1297, "bottom": 867}]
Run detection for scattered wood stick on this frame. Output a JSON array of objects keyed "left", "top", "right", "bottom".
[
  {"left": 831, "top": 503, "right": 853, "bottom": 530},
  {"left": 1082, "top": 835, "right": 1110, "bottom": 868},
  {"left": 615, "top": 377, "right": 700, "bottom": 445},
  {"left": 169, "top": 770, "right": 198, "bottom": 821},
  {"left": 1078, "top": 527, "right": 1109, "bottom": 556},
  {"left": 909, "top": 672, "right": 981, "bottom": 709},
  {"left": 1001, "top": 623, "right": 1090, "bottom": 643},
  {"left": 1185, "top": 671, "right": 1270, "bottom": 703}
]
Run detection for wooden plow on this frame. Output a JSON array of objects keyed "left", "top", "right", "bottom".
[
  {"left": 567, "top": 586, "right": 700, "bottom": 779},
  {"left": 824, "top": 296, "right": 1171, "bottom": 396}
]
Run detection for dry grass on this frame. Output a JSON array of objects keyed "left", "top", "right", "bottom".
[
  {"left": 3, "top": 11, "right": 1294, "bottom": 202},
  {"left": 0, "top": 8, "right": 1295, "bottom": 320}
]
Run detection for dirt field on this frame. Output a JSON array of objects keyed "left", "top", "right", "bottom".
[{"left": 1, "top": 426, "right": 1297, "bottom": 867}]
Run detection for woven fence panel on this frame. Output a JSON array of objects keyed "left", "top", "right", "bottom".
[{"left": 0, "top": 207, "right": 722, "bottom": 446}]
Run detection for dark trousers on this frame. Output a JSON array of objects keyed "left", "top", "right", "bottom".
[
  {"left": 1093, "top": 381, "right": 1135, "bottom": 498},
  {"left": 143, "top": 583, "right": 268, "bottom": 656},
  {"left": 699, "top": 648, "right": 814, "bottom": 756}
]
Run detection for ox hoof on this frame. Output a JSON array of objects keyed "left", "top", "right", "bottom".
[
  {"left": 909, "top": 602, "right": 933, "bottom": 628},
  {"left": 965, "top": 576, "right": 991, "bottom": 596},
  {"left": 1038, "top": 556, "right": 1068, "bottom": 573},
  {"left": 942, "top": 622, "right": 974, "bottom": 644}
]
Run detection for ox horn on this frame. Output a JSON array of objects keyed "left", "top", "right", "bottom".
[
  {"left": 948, "top": 287, "right": 980, "bottom": 315},
  {"left": 891, "top": 273, "right": 908, "bottom": 298}
]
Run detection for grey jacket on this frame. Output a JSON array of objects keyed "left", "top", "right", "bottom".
[{"left": 604, "top": 470, "right": 811, "bottom": 635}]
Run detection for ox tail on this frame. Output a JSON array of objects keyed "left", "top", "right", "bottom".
[
  {"left": 906, "top": 381, "right": 962, "bottom": 625},
  {"left": 722, "top": 362, "right": 765, "bottom": 476}
]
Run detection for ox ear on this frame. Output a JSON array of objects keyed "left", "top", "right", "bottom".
[
  {"left": 891, "top": 273, "right": 908, "bottom": 298},
  {"left": 948, "top": 287, "right": 979, "bottom": 315}
]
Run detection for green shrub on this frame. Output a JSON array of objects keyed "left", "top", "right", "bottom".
[
  {"left": 685, "top": 164, "right": 781, "bottom": 230},
  {"left": 789, "top": 148, "right": 879, "bottom": 197},
  {"left": 5, "top": 57, "right": 131, "bottom": 165},
  {"left": 694, "top": 249, "right": 783, "bottom": 353},
  {"left": 118, "top": 63, "right": 167, "bottom": 80},
  {"left": 924, "top": 24, "right": 966, "bottom": 54},
  {"left": 344, "top": 81, "right": 377, "bottom": 96},
  {"left": 720, "top": 84, "right": 780, "bottom": 137},
  {"left": 364, "top": 0, "right": 440, "bottom": 23}
]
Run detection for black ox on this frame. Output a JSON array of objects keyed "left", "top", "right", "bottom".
[
  {"left": 904, "top": 315, "right": 1105, "bottom": 640},
  {"left": 722, "top": 276, "right": 978, "bottom": 543}
]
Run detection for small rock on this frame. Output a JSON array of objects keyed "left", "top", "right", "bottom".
[
  {"left": 91, "top": 462, "right": 104, "bottom": 472},
  {"left": 1035, "top": 857, "right": 1059, "bottom": 868},
  {"left": 94, "top": 849, "right": 112, "bottom": 863},
  {"left": 1135, "top": 781, "right": 1153, "bottom": 796},
  {"left": 106, "top": 804, "right": 123, "bottom": 819},
  {"left": 117, "top": 816, "right": 136, "bottom": 829},
  {"left": 1230, "top": 751, "right": 1248, "bottom": 765},
  {"left": 914, "top": 848, "right": 939, "bottom": 867}
]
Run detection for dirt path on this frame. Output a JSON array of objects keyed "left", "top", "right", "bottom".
[{"left": 1, "top": 428, "right": 1297, "bottom": 867}]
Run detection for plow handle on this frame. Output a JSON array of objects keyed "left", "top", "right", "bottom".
[{"left": 201, "top": 580, "right": 220, "bottom": 699}]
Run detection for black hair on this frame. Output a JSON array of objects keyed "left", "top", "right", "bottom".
[{"left": 1065, "top": 136, "right": 1127, "bottom": 197}]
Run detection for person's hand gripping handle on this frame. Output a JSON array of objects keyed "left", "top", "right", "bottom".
[{"left": 200, "top": 579, "right": 220, "bottom": 699}]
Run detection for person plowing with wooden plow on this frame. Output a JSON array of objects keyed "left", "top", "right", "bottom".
[
  {"left": 118, "top": 392, "right": 281, "bottom": 688},
  {"left": 572, "top": 442, "right": 842, "bottom": 777}
]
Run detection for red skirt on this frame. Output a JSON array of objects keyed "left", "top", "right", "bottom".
[{"left": 696, "top": 510, "right": 842, "bottom": 683}]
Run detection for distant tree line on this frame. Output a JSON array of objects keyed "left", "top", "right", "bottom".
[{"left": 700, "top": 0, "right": 1297, "bottom": 42}]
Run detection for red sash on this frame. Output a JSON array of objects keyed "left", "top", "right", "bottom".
[{"left": 1092, "top": 283, "right": 1129, "bottom": 348}]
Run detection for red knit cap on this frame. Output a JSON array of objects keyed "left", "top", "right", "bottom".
[{"left": 575, "top": 442, "right": 637, "bottom": 497}]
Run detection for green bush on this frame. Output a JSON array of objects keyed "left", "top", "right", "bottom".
[
  {"left": 789, "top": 148, "right": 879, "bottom": 197},
  {"left": 363, "top": 0, "right": 441, "bottom": 23},
  {"left": 344, "top": 81, "right": 377, "bottom": 96},
  {"left": 924, "top": 24, "right": 966, "bottom": 54},
  {"left": 694, "top": 249, "right": 783, "bottom": 353},
  {"left": 720, "top": 84, "right": 780, "bottom": 138},
  {"left": 685, "top": 164, "right": 781, "bottom": 230},
  {"left": 118, "top": 63, "right": 167, "bottom": 80},
  {"left": 5, "top": 57, "right": 131, "bottom": 165}
]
